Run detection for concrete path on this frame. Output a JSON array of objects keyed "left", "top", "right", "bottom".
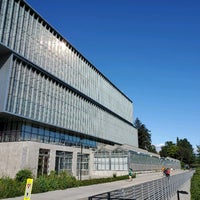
[
  {"left": 3, "top": 170, "right": 190, "bottom": 200},
  {"left": 170, "top": 178, "right": 191, "bottom": 200}
]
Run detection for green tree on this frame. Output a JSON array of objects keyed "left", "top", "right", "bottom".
[
  {"left": 159, "top": 138, "right": 195, "bottom": 167},
  {"left": 148, "top": 144, "right": 157, "bottom": 154},
  {"left": 134, "top": 118, "right": 152, "bottom": 152},
  {"left": 159, "top": 145, "right": 168, "bottom": 157},
  {"left": 196, "top": 145, "right": 200, "bottom": 164},
  {"left": 159, "top": 141, "right": 178, "bottom": 158},
  {"left": 176, "top": 137, "right": 195, "bottom": 166}
]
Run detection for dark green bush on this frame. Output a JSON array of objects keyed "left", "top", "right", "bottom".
[
  {"left": 32, "top": 176, "right": 49, "bottom": 193},
  {"left": 57, "top": 171, "right": 77, "bottom": 189},
  {"left": 0, "top": 177, "right": 24, "bottom": 198},
  {"left": 0, "top": 170, "right": 130, "bottom": 199},
  {"left": 46, "top": 171, "right": 60, "bottom": 191},
  {"left": 32, "top": 171, "right": 78, "bottom": 193},
  {"left": 15, "top": 169, "right": 33, "bottom": 182}
]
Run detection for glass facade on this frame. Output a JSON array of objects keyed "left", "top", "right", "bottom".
[
  {"left": 0, "top": 119, "right": 97, "bottom": 148},
  {"left": 129, "top": 151, "right": 180, "bottom": 171},
  {"left": 111, "top": 149, "right": 128, "bottom": 170},
  {"left": 0, "top": 0, "right": 138, "bottom": 147},
  {"left": 94, "top": 149, "right": 110, "bottom": 170},
  {"left": 2, "top": 56, "right": 136, "bottom": 145},
  {"left": 0, "top": 0, "right": 133, "bottom": 123},
  {"left": 94, "top": 148, "right": 128, "bottom": 171},
  {"left": 94, "top": 147, "right": 180, "bottom": 171}
]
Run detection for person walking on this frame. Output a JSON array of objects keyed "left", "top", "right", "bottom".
[
  {"left": 128, "top": 168, "right": 133, "bottom": 181},
  {"left": 161, "top": 166, "right": 165, "bottom": 176},
  {"left": 164, "top": 168, "right": 170, "bottom": 180}
]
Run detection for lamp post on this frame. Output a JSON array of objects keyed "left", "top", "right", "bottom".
[
  {"left": 79, "top": 140, "right": 83, "bottom": 181},
  {"left": 177, "top": 190, "right": 188, "bottom": 200}
]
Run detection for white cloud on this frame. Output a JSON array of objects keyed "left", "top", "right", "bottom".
[
  {"left": 193, "top": 146, "right": 198, "bottom": 154},
  {"left": 155, "top": 143, "right": 165, "bottom": 152}
]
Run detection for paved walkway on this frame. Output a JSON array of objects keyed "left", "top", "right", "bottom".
[
  {"left": 170, "top": 178, "right": 191, "bottom": 200},
  {"left": 3, "top": 170, "right": 190, "bottom": 200}
]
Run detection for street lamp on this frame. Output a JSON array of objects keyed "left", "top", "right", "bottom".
[
  {"left": 177, "top": 190, "right": 188, "bottom": 200},
  {"left": 79, "top": 139, "right": 83, "bottom": 181}
]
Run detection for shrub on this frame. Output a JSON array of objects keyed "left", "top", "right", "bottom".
[
  {"left": 191, "top": 168, "right": 200, "bottom": 200},
  {"left": 15, "top": 169, "right": 33, "bottom": 182},
  {"left": 0, "top": 177, "right": 23, "bottom": 198},
  {"left": 0, "top": 171, "right": 130, "bottom": 198},
  {"left": 58, "top": 171, "right": 77, "bottom": 189},
  {"left": 46, "top": 171, "right": 60, "bottom": 191},
  {"left": 113, "top": 173, "right": 117, "bottom": 178},
  {"left": 32, "top": 171, "right": 78, "bottom": 193},
  {"left": 32, "top": 176, "right": 48, "bottom": 193}
]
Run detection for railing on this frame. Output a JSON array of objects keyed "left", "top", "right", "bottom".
[{"left": 88, "top": 170, "right": 194, "bottom": 200}]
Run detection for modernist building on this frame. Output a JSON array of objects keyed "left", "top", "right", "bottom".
[{"left": 0, "top": 0, "right": 180, "bottom": 179}]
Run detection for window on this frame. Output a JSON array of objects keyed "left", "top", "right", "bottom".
[
  {"left": 55, "top": 151, "right": 73, "bottom": 174},
  {"left": 77, "top": 153, "right": 89, "bottom": 177}
]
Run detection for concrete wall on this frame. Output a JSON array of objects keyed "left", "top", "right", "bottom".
[
  {"left": 0, "top": 142, "right": 24, "bottom": 178},
  {"left": 0, "top": 141, "right": 93, "bottom": 179},
  {"left": 0, "top": 141, "right": 131, "bottom": 179},
  {"left": 91, "top": 170, "right": 128, "bottom": 179}
]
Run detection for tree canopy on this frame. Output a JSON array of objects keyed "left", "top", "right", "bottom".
[
  {"left": 133, "top": 118, "right": 196, "bottom": 166},
  {"left": 196, "top": 145, "right": 200, "bottom": 164},
  {"left": 159, "top": 137, "right": 195, "bottom": 166},
  {"left": 159, "top": 141, "right": 178, "bottom": 158},
  {"left": 134, "top": 118, "right": 156, "bottom": 153}
]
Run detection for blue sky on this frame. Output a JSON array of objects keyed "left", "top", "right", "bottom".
[{"left": 26, "top": 0, "right": 200, "bottom": 151}]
